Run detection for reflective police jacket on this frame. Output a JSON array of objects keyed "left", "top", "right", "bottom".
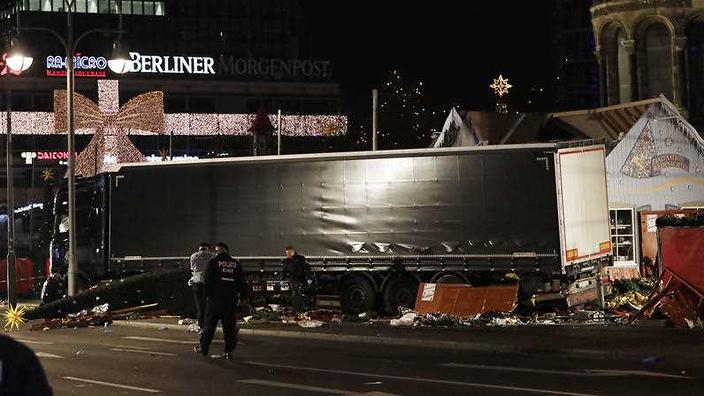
[{"left": 203, "top": 252, "right": 247, "bottom": 302}]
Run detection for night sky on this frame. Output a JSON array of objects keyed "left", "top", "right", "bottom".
[{"left": 303, "top": 1, "right": 554, "bottom": 111}]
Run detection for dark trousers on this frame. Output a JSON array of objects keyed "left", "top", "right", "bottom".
[
  {"left": 291, "top": 282, "right": 308, "bottom": 313},
  {"left": 191, "top": 283, "right": 206, "bottom": 328},
  {"left": 199, "top": 300, "right": 237, "bottom": 355}
]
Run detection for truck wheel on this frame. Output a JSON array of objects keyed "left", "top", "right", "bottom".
[
  {"left": 339, "top": 277, "right": 377, "bottom": 314},
  {"left": 383, "top": 275, "right": 419, "bottom": 314},
  {"left": 435, "top": 274, "right": 466, "bottom": 284}
]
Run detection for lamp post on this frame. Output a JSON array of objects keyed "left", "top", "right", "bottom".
[
  {"left": 7, "top": 0, "right": 130, "bottom": 296},
  {"left": 5, "top": 68, "right": 16, "bottom": 307}
]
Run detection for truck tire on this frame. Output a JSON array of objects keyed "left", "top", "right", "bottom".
[
  {"left": 383, "top": 275, "right": 419, "bottom": 314},
  {"left": 435, "top": 274, "right": 466, "bottom": 284},
  {"left": 339, "top": 276, "right": 377, "bottom": 314}
]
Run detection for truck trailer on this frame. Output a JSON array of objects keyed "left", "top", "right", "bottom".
[{"left": 43, "top": 141, "right": 612, "bottom": 313}]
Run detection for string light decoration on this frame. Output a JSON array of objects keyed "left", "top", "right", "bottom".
[
  {"left": 2, "top": 305, "right": 26, "bottom": 331},
  {"left": 377, "top": 70, "right": 432, "bottom": 149},
  {"left": 54, "top": 80, "right": 165, "bottom": 176},
  {"left": 490, "top": 74, "right": 512, "bottom": 97},
  {"left": 0, "top": 80, "right": 347, "bottom": 137},
  {"left": 490, "top": 74, "right": 512, "bottom": 115}
]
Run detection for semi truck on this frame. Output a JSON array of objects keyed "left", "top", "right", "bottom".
[{"left": 43, "top": 141, "right": 612, "bottom": 313}]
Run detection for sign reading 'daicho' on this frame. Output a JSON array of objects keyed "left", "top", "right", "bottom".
[
  {"left": 46, "top": 54, "right": 108, "bottom": 78},
  {"left": 128, "top": 52, "right": 216, "bottom": 74},
  {"left": 218, "top": 55, "right": 331, "bottom": 80}
]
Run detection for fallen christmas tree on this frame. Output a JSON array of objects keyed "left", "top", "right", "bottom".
[{"left": 25, "top": 267, "right": 195, "bottom": 321}]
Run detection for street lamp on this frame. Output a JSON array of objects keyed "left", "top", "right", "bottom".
[
  {"left": 6, "top": 37, "right": 33, "bottom": 73},
  {"left": 108, "top": 40, "right": 132, "bottom": 74},
  {"left": 7, "top": 0, "right": 129, "bottom": 297}
]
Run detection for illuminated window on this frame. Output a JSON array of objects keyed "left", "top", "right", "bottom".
[
  {"left": 155, "top": 1, "right": 164, "bottom": 16},
  {"left": 98, "top": 0, "right": 110, "bottom": 13},
  {"left": 41, "top": 0, "right": 51, "bottom": 11},
  {"left": 52, "top": 0, "right": 62, "bottom": 11},
  {"left": 144, "top": 1, "right": 154, "bottom": 15},
  {"left": 75, "top": 0, "right": 87, "bottom": 12},
  {"left": 29, "top": 0, "right": 41, "bottom": 11},
  {"left": 87, "top": 0, "right": 97, "bottom": 13},
  {"left": 132, "top": 0, "right": 143, "bottom": 15}
]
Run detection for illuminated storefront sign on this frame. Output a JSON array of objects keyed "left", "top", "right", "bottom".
[
  {"left": 46, "top": 54, "right": 108, "bottom": 77},
  {"left": 218, "top": 56, "right": 331, "bottom": 80},
  {"left": 21, "top": 151, "right": 75, "bottom": 164},
  {"left": 145, "top": 154, "right": 200, "bottom": 162},
  {"left": 128, "top": 52, "right": 216, "bottom": 75}
]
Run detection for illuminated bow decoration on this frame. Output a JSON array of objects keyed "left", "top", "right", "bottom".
[{"left": 54, "top": 89, "right": 164, "bottom": 177}]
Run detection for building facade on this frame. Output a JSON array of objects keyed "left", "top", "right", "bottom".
[
  {"left": 0, "top": 0, "right": 345, "bottom": 207},
  {"left": 551, "top": 0, "right": 599, "bottom": 111},
  {"left": 590, "top": 0, "right": 704, "bottom": 129}
]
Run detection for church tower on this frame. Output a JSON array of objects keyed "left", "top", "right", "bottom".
[{"left": 591, "top": 0, "right": 704, "bottom": 127}]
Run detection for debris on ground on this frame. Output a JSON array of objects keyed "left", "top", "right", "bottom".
[
  {"left": 30, "top": 303, "right": 162, "bottom": 331},
  {"left": 297, "top": 320, "right": 325, "bottom": 328},
  {"left": 414, "top": 283, "right": 518, "bottom": 316},
  {"left": 390, "top": 312, "right": 418, "bottom": 327}
]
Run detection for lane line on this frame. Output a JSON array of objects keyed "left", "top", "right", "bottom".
[
  {"left": 581, "top": 369, "right": 691, "bottom": 380},
  {"left": 110, "top": 348, "right": 177, "bottom": 357},
  {"left": 15, "top": 339, "right": 55, "bottom": 345},
  {"left": 35, "top": 352, "right": 64, "bottom": 359},
  {"left": 62, "top": 376, "right": 160, "bottom": 393},
  {"left": 238, "top": 379, "right": 351, "bottom": 394},
  {"left": 123, "top": 336, "right": 223, "bottom": 345},
  {"left": 244, "top": 361, "right": 601, "bottom": 396},
  {"left": 441, "top": 363, "right": 600, "bottom": 377},
  {"left": 441, "top": 363, "right": 692, "bottom": 380},
  {"left": 105, "top": 344, "right": 151, "bottom": 350}
]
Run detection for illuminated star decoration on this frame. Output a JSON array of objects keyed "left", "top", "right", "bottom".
[
  {"left": 41, "top": 168, "right": 55, "bottom": 182},
  {"left": 490, "top": 75, "right": 512, "bottom": 97},
  {"left": 2, "top": 305, "right": 27, "bottom": 331}
]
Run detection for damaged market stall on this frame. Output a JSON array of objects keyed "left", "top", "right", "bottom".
[
  {"left": 635, "top": 214, "right": 704, "bottom": 327},
  {"left": 553, "top": 96, "right": 704, "bottom": 277}
]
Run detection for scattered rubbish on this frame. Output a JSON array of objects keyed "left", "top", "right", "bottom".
[
  {"left": 364, "top": 382, "right": 383, "bottom": 385},
  {"left": 157, "top": 325, "right": 168, "bottom": 331},
  {"left": 414, "top": 283, "right": 519, "bottom": 316},
  {"left": 297, "top": 320, "right": 325, "bottom": 328},
  {"left": 390, "top": 312, "right": 417, "bottom": 327},
  {"left": 30, "top": 303, "right": 161, "bottom": 331},
  {"left": 177, "top": 318, "right": 196, "bottom": 326}
]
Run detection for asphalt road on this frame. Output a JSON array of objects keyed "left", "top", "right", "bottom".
[{"left": 8, "top": 325, "right": 704, "bottom": 396}]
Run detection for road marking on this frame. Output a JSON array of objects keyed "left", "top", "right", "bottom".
[
  {"left": 110, "top": 348, "right": 177, "bottom": 357},
  {"left": 110, "top": 348, "right": 178, "bottom": 356},
  {"left": 15, "top": 339, "right": 55, "bottom": 345},
  {"left": 35, "top": 352, "right": 64, "bottom": 359},
  {"left": 441, "top": 363, "right": 692, "bottom": 380},
  {"left": 441, "top": 363, "right": 598, "bottom": 377},
  {"left": 244, "top": 361, "right": 601, "bottom": 396},
  {"left": 62, "top": 377, "right": 160, "bottom": 393},
  {"left": 123, "top": 336, "right": 224, "bottom": 345},
  {"left": 238, "top": 379, "right": 351, "bottom": 394},
  {"left": 105, "top": 344, "right": 151, "bottom": 350},
  {"left": 581, "top": 369, "right": 691, "bottom": 379}
]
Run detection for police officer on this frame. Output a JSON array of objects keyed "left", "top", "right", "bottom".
[
  {"left": 195, "top": 242, "right": 247, "bottom": 360},
  {"left": 282, "top": 245, "right": 313, "bottom": 313}
]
